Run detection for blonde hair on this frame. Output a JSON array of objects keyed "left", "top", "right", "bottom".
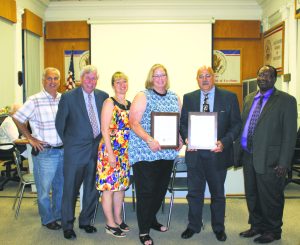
[
  {"left": 111, "top": 71, "right": 128, "bottom": 86},
  {"left": 9, "top": 103, "right": 22, "bottom": 115},
  {"left": 145, "top": 64, "right": 170, "bottom": 90}
]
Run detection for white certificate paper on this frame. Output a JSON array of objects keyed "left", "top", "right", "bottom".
[
  {"left": 151, "top": 112, "right": 179, "bottom": 149},
  {"left": 188, "top": 112, "right": 217, "bottom": 150}
]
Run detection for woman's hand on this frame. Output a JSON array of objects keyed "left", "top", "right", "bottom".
[
  {"left": 108, "top": 152, "right": 117, "bottom": 168},
  {"left": 147, "top": 138, "right": 161, "bottom": 152}
]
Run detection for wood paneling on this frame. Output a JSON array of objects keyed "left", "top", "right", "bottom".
[
  {"left": 45, "top": 21, "right": 89, "bottom": 39},
  {"left": 214, "top": 20, "right": 261, "bottom": 39},
  {"left": 22, "top": 9, "right": 43, "bottom": 37},
  {"left": 214, "top": 20, "right": 263, "bottom": 110},
  {"left": 44, "top": 40, "right": 89, "bottom": 92},
  {"left": 44, "top": 21, "right": 90, "bottom": 92},
  {"left": 0, "top": 0, "right": 16, "bottom": 23}
]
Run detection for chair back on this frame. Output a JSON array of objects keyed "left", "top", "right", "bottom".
[
  {"left": 173, "top": 156, "right": 187, "bottom": 173},
  {"left": 12, "top": 149, "right": 24, "bottom": 182},
  {"left": 169, "top": 156, "right": 188, "bottom": 191},
  {"left": 0, "top": 114, "right": 9, "bottom": 125}
]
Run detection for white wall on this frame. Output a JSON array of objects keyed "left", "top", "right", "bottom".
[
  {"left": 260, "top": 0, "right": 300, "bottom": 124},
  {"left": 45, "top": 0, "right": 262, "bottom": 21}
]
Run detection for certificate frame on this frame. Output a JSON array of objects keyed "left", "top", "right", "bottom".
[
  {"left": 188, "top": 112, "right": 218, "bottom": 150},
  {"left": 263, "top": 22, "right": 285, "bottom": 75},
  {"left": 295, "top": 0, "right": 300, "bottom": 18},
  {"left": 151, "top": 112, "right": 179, "bottom": 149}
]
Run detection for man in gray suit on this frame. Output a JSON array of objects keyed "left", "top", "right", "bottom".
[
  {"left": 238, "top": 65, "right": 297, "bottom": 243},
  {"left": 180, "top": 66, "right": 241, "bottom": 242},
  {"left": 55, "top": 65, "right": 108, "bottom": 240}
]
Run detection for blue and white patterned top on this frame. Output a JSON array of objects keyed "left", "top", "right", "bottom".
[{"left": 129, "top": 89, "right": 180, "bottom": 165}]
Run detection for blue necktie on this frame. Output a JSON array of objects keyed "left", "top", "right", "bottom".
[
  {"left": 247, "top": 95, "right": 264, "bottom": 151},
  {"left": 203, "top": 93, "right": 210, "bottom": 112}
]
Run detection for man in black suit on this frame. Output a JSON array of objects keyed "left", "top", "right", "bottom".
[
  {"left": 55, "top": 65, "right": 108, "bottom": 240},
  {"left": 237, "top": 65, "right": 297, "bottom": 243},
  {"left": 180, "top": 66, "right": 241, "bottom": 242}
]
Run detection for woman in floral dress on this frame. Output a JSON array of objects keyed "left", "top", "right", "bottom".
[{"left": 96, "top": 71, "right": 131, "bottom": 238}]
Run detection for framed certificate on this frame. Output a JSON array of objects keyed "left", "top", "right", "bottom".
[
  {"left": 263, "top": 22, "right": 285, "bottom": 75},
  {"left": 151, "top": 112, "right": 179, "bottom": 149},
  {"left": 188, "top": 112, "right": 218, "bottom": 150}
]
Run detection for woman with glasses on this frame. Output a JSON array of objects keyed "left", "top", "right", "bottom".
[
  {"left": 96, "top": 71, "right": 131, "bottom": 238},
  {"left": 129, "top": 64, "right": 183, "bottom": 245}
]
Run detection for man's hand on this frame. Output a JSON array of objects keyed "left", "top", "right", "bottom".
[
  {"left": 28, "top": 137, "right": 47, "bottom": 152},
  {"left": 274, "top": 165, "right": 287, "bottom": 177},
  {"left": 211, "top": 141, "right": 224, "bottom": 153}
]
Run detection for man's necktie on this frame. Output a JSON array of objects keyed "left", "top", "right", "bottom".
[
  {"left": 203, "top": 93, "right": 210, "bottom": 112},
  {"left": 247, "top": 95, "right": 264, "bottom": 151},
  {"left": 87, "top": 94, "right": 99, "bottom": 138}
]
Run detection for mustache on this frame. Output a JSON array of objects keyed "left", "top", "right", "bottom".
[{"left": 202, "top": 80, "right": 209, "bottom": 85}]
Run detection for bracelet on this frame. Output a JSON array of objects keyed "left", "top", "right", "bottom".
[{"left": 146, "top": 137, "right": 153, "bottom": 144}]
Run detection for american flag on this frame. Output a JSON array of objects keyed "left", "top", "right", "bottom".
[{"left": 65, "top": 50, "right": 75, "bottom": 91}]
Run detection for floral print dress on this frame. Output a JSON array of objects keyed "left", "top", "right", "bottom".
[{"left": 96, "top": 98, "right": 131, "bottom": 191}]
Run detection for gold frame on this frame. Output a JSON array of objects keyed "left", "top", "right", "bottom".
[
  {"left": 263, "top": 22, "right": 285, "bottom": 75},
  {"left": 295, "top": 0, "right": 300, "bottom": 18}
]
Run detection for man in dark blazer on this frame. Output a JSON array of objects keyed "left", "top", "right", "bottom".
[
  {"left": 55, "top": 65, "right": 109, "bottom": 240},
  {"left": 180, "top": 66, "right": 241, "bottom": 242},
  {"left": 237, "top": 65, "right": 297, "bottom": 244}
]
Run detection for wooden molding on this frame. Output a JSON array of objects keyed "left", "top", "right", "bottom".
[
  {"left": 45, "top": 21, "right": 89, "bottom": 40},
  {"left": 214, "top": 20, "right": 261, "bottom": 39},
  {"left": 22, "top": 9, "right": 43, "bottom": 37},
  {"left": 0, "top": 0, "right": 16, "bottom": 23}
]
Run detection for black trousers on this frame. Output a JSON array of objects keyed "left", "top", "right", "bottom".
[
  {"left": 242, "top": 151, "right": 285, "bottom": 234},
  {"left": 187, "top": 151, "right": 227, "bottom": 233},
  {"left": 133, "top": 159, "right": 173, "bottom": 234}
]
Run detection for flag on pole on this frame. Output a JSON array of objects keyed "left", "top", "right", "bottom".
[{"left": 65, "top": 50, "right": 75, "bottom": 91}]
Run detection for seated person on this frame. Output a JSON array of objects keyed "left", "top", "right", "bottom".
[{"left": 0, "top": 104, "right": 28, "bottom": 159}]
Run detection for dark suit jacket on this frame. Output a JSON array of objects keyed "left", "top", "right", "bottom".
[
  {"left": 239, "top": 88, "right": 297, "bottom": 174},
  {"left": 55, "top": 87, "right": 109, "bottom": 165},
  {"left": 180, "top": 87, "right": 242, "bottom": 169}
]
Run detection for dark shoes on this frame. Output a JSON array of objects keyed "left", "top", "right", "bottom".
[
  {"left": 63, "top": 229, "right": 77, "bottom": 240},
  {"left": 181, "top": 228, "right": 196, "bottom": 239},
  {"left": 240, "top": 228, "right": 262, "bottom": 238},
  {"left": 254, "top": 232, "right": 281, "bottom": 243},
  {"left": 117, "top": 222, "right": 130, "bottom": 232},
  {"left": 139, "top": 234, "right": 154, "bottom": 245},
  {"left": 214, "top": 231, "right": 227, "bottom": 242},
  {"left": 79, "top": 225, "right": 97, "bottom": 233},
  {"left": 43, "top": 221, "right": 61, "bottom": 230},
  {"left": 150, "top": 222, "right": 168, "bottom": 232}
]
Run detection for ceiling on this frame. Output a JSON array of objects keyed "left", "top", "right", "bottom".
[{"left": 47, "top": 0, "right": 264, "bottom": 4}]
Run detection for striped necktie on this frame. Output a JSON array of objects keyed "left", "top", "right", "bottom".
[
  {"left": 247, "top": 95, "right": 264, "bottom": 151},
  {"left": 87, "top": 94, "right": 99, "bottom": 138}
]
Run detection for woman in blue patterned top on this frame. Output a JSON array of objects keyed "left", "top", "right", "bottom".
[{"left": 129, "top": 64, "right": 183, "bottom": 245}]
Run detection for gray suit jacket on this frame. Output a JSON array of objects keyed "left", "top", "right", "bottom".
[
  {"left": 180, "top": 87, "right": 242, "bottom": 169},
  {"left": 238, "top": 88, "right": 297, "bottom": 174},
  {"left": 55, "top": 87, "right": 109, "bottom": 165}
]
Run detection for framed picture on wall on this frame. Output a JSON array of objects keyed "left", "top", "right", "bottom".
[
  {"left": 213, "top": 49, "right": 242, "bottom": 85},
  {"left": 295, "top": 0, "right": 300, "bottom": 18},
  {"left": 263, "top": 22, "right": 285, "bottom": 75}
]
